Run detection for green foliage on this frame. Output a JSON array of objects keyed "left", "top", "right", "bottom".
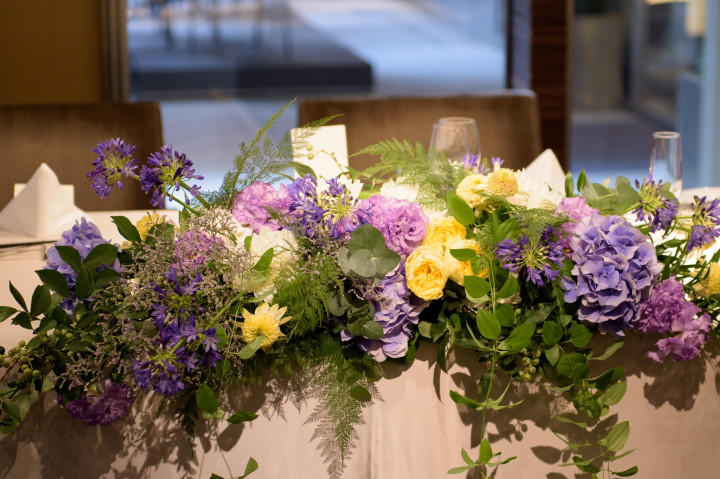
[
  {"left": 351, "top": 139, "right": 466, "bottom": 210},
  {"left": 336, "top": 224, "right": 400, "bottom": 281}
]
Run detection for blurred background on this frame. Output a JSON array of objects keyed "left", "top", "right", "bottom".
[{"left": 0, "top": 0, "right": 715, "bottom": 192}]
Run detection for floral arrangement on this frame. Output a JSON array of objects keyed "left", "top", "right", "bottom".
[{"left": 1, "top": 105, "right": 719, "bottom": 479}]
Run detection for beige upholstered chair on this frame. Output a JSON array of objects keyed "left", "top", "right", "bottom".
[
  {"left": 297, "top": 91, "right": 543, "bottom": 172},
  {"left": 0, "top": 102, "right": 163, "bottom": 211}
]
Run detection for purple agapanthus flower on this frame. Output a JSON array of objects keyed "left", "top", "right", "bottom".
[
  {"left": 631, "top": 277, "right": 711, "bottom": 362},
  {"left": 341, "top": 261, "right": 429, "bottom": 361},
  {"left": 358, "top": 195, "right": 428, "bottom": 255},
  {"left": 287, "top": 175, "right": 369, "bottom": 239},
  {"left": 232, "top": 181, "right": 291, "bottom": 233},
  {"left": 632, "top": 177, "right": 679, "bottom": 233},
  {"left": 45, "top": 218, "right": 122, "bottom": 290},
  {"left": 87, "top": 138, "right": 138, "bottom": 199},
  {"left": 496, "top": 228, "right": 565, "bottom": 287},
  {"left": 132, "top": 354, "right": 186, "bottom": 396},
  {"left": 64, "top": 380, "right": 134, "bottom": 426},
  {"left": 687, "top": 196, "right": 720, "bottom": 251},
  {"left": 139, "top": 145, "right": 203, "bottom": 207},
  {"left": 562, "top": 214, "right": 662, "bottom": 334}
]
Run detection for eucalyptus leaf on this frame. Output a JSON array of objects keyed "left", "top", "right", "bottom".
[{"left": 360, "top": 320, "right": 384, "bottom": 340}]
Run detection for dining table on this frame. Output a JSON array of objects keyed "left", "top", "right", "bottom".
[{"left": 1, "top": 210, "right": 720, "bottom": 479}]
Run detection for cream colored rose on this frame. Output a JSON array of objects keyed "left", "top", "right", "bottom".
[
  {"left": 422, "top": 217, "right": 467, "bottom": 246},
  {"left": 456, "top": 174, "right": 488, "bottom": 209},
  {"left": 406, "top": 245, "right": 449, "bottom": 300},
  {"left": 444, "top": 238, "right": 488, "bottom": 285}
]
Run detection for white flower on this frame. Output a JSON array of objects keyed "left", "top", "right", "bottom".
[
  {"left": 380, "top": 179, "right": 419, "bottom": 201},
  {"left": 506, "top": 169, "right": 564, "bottom": 210}
]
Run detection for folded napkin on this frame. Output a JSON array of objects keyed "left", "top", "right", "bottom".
[
  {"left": 0, "top": 163, "right": 87, "bottom": 239},
  {"left": 525, "top": 149, "right": 566, "bottom": 193}
]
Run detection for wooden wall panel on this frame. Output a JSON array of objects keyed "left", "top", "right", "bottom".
[
  {"left": 507, "top": 0, "right": 571, "bottom": 171},
  {"left": 0, "top": 0, "right": 104, "bottom": 105}
]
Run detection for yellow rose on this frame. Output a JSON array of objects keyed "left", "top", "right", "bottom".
[
  {"left": 456, "top": 174, "right": 488, "bottom": 209},
  {"left": 406, "top": 245, "right": 449, "bottom": 300},
  {"left": 422, "top": 217, "right": 466, "bottom": 246},
  {"left": 444, "top": 238, "right": 488, "bottom": 285}
]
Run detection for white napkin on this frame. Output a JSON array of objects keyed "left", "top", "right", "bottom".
[
  {"left": 0, "top": 163, "right": 86, "bottom": 239},
  {"left": 291, "top": 125, "right": 349, "bottom": 180},
  {"left": 524, "top": 149, "right": 566, "bottom": 192}
]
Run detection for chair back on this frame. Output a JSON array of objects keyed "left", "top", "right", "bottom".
[
  {"left": 297, "top": 91, "right": 542, "bottom": 172},
  {"left": 0, "top": 102, "right": 163, "bottom": 211}
]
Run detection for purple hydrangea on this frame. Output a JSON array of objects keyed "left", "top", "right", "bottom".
[
  {"left": 46, "top": 218, "right": 121, "bottom": 289},
  {"left": 358, "top": 195, "right": 428, "bottom": 255},
  {"left": 139, "top": 145, "right": 203, "bottom": 207},
  {"left": 631, "top": 277, "right": 711, "bottom": 362},
  {"left": 495, "top": 228, "right": 565, "bottom": 287},
  {"left": 342, "top": 261, "right": 429, "bottom": 361},
  {"left": 562, "top": 214, "right": 662, "bottom": 334},
  {"left": 632, "top": 178, "right": 678, "bottom": 233},
  {"left": 87, "top": 138, "right": 138, "bottom": 199},
  {"left": 687, "top": 196, "right": 720, "bottom": 251},
  {"left": 64, "top": 380, "right": 134, "bottom": 426},
  {"left": 232, "top": 181, "right": 291, "bottom": 233}
]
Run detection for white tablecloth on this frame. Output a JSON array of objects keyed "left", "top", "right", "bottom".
[{"left": 1, "top": 212, "right": 720, "bottom": 479}]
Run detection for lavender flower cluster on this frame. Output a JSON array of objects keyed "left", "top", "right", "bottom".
[{"left": 632, "top": 277, "right": 711, "bottom": 362}]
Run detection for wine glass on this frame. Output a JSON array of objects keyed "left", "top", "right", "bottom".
[
  {"left": 649, "top": 131, "right": 682, "bottom": 196},
  {"left": 429, "top": 117, "right": 481, "bottom": 164}
]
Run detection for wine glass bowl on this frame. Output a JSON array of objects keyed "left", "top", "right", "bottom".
[
  {"left": 429, "top": 117, "right": 481, "bottom": 163},
  {"left": 649, "top": 131, "right": 682, "bottom": 196}
]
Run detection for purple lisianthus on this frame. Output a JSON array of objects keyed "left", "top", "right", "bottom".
[
  {"left": 631, "top": 277, "right": 711, "bottom": 362},
  {"left": 562, "top": 214, "right": 662, "bottom": 334},
  {"left": 232, "top": 181, "right": 291, "bottom": 233},
  {"left": 45, "top": 218, "right": 122, "bottom": 290},
  {"left": 139, "top": 145, "right": 203, "bottom": 207},
  {"left": 64, "top": 380, "right": 134, "bottom": 426},
  {"left": 496, "top": 228, "right": 565, "bottom": 287},
  {"left": 632, "top": 177, "right": 678, "bottom": 233},
  {"left": 87, "top": 138, "right": 138, "bottom": 199},
  {"left": 687, "top": 196, "right": 720, "bottom": 251},
  {"left": 342, "top": 261, "right": 429, "bottom": 361},
  {"left": 358, "top": 195, "right": 428, "bottom": 255}
]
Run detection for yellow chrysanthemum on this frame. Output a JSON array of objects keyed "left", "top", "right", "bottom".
[
  {"left": 136, "top": 213, "right": 166, "bottom": 241},
  {"left": 695, "top": 262, "right": 720, "bottom": 297},
  {"left": 456, "top": 174, "right": 488, "bottom": 209},
  {"left": 239, "top": 303, "right": 291, "bottom": 351},
  {"left": 444, "top": 238, "right": 488, "bottom": 285},
  {"left": 486, "top": 168, "right": 518, "bottom": 197},
  {"left": 422, "top": 217, "right": 467, "bottom": 246}
]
